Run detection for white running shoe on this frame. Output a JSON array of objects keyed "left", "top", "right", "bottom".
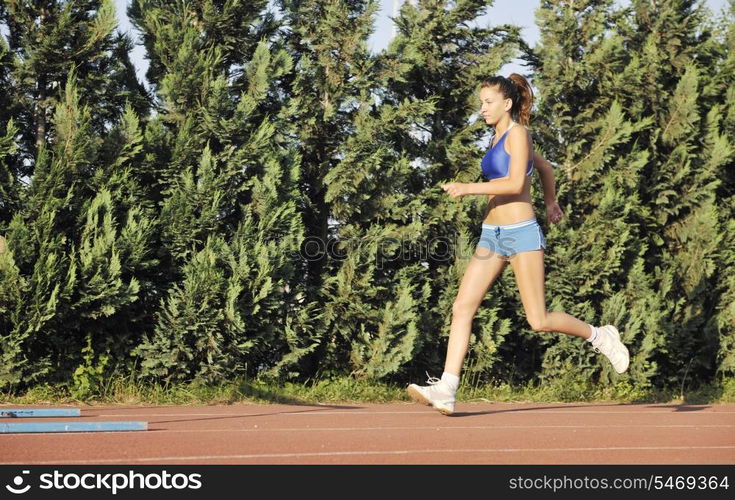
[
  {"left": 407, "top": 375, "right": 455, "bottom": 415},
  {"left": 591, "top": 325, "right": 630, "bottom": 374}
]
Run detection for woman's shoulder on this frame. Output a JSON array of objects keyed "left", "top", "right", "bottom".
[{"left": 507, "top": 123, "right": 532, "bottom": 143}]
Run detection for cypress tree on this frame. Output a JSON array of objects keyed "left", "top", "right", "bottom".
[
  {"left": 531, "top": 0, "right": 654, "bottom": 387},
  {"left": 1, "top": 2, "right": 153, "bottom": 390},
  {"left": 86, "top": 104, "right": 159, "bottom": 371},
  {"left": 0, "top": 0, "right": 149, "bottom": 175},
  {"left": 531, "top": 0, "right": 731, "bottom": 390},
  {"left": 271, "top": 0, "right": 385, "bottom": 378},
  {"left": 129, "top": 0, "right": 303, "bottom": 382},
  {"left": 0, "top": 32, "right": 22, "bottom": 227},
  {"left": 0, "top": 72, "right": 151, "bottom": 390},
  {"left": 0, "top": 92, "right": 23, "bottom": 379},
  {"left": 374, "top": 1, "right": 524, "bottom": 377},
  {"left": 298, "top": 0, "right": 525, "bottom": 380},
  {"left": 711, "top": 0, "right": 735, "bottom": 378},
  {"left": 614, "top": 0, "right": 729, "bottom": 388}
]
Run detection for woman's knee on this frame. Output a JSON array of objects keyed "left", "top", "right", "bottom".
[
  {"left": 452, "top": 299, "right": 479, "bottom": 318},
  {"left": 526, "top": 313, "right": 550, "bottom": 332}
]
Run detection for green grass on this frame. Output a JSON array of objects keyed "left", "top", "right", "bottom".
[
  {"left": 2, "top": 375, "right": 734, "bottom": 407},
  {"left": 459, "top": 377, "right": 735, "bottom": 405}
]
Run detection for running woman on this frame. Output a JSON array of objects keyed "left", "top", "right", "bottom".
[{"left": 407, "top": 74, "right": 629, "bottom": 415}]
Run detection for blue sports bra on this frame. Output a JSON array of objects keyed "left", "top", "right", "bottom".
[{"left": 481, "top": 123, "right": 534, "bottom": 180}]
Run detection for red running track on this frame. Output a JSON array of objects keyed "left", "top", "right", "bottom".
[{"left": 1, "top": 402, "right": 734, "bottom": 465}]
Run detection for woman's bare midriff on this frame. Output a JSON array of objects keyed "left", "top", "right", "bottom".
[{"left": 482, "top": 175, "right": 535, "bottom": 225}]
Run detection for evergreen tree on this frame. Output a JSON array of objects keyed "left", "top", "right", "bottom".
[
  {"left": 0, "top": 118, "right": 21, "bottom": 230},
  {"left": 530, "top": 0, "right": 732, "bottom": 390},
  {"left": 0, "top": 31, "right": 22, "bottom": 227},
  {"left": 129, "top": 0, "right": 303, "bottom": 382},
  {"left": 2, "top": 0, "right": 731, "bottom": 392},
  {"left": 271, "top": 0, "right": 385, "bottom": 378},
  {"left": 0, "top": 0, "right": 150, "bottom": 177},
  {"left": 530, "top": 0, "right": 654, "bottom": 387},
  {"left": 0, "top": 72, "right": 151, "bottom": 390},
  {"left": 614, "top": 0, "right": 729, "bottom": 388},
  {"left": 711, "top": 0, "right": 735, "bottom": 377},
  {"left": 1, "top": 4, "right": 155, "bottom": 390},
  {"left": 293, "top": 0, "right": 525, "bottom": 380}
]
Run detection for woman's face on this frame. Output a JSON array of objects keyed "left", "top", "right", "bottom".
[{"left": 479, "top": 86, "right": 511, "bottom": 126}]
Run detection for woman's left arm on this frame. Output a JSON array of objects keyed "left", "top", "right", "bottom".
[{"left": 533, "top": 152, "right": 564, "bottom": 224}]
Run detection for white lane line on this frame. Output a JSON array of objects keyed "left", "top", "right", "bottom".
[
  {"left": 6, "top": 408, "right": 728, "bottom": 420},
  {"left": 0, "top": 422, "right": 735, "bottom": 439},
  {"left": 90, "top": 410, "right": 735, "bottom": 418},
  {"left": 2, "top": 424, "right": 732, "bottom": 436},
  {"left": 0, "top": 423, "right": 735, "bottom": 442},
  {"left": 145, "top": 423, "right": 735, "bottom": 433},
  {"left": 280, "top": 410, "right": 735, "bottom": 415},
  {"left": 7, "top": 446, "right": 735, "bottom": 465}
]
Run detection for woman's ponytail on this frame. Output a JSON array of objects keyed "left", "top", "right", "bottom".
[{"left": 507, "top": 73, "right": 533, "bottom": 126}]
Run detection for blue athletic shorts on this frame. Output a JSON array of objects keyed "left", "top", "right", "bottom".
[{"left": 476, "top": 217, "right": 546, "bottom": 259}]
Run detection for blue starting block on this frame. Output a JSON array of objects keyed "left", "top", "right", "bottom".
[
  {"left": 1, "top": 421, "right": 148, "bottom": 433},
  {"left": 1, "top": 408, "right": 81, "bottom": 418},
  {"left": 0, "top": 407, "right": 148, "bottom": 433}
]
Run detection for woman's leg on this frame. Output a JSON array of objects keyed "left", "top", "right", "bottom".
[
  {"left": 509, "top": 249, "right": 630, "bottom": 373},
  {"left": 444, "top": 247, "right": 509, "bottom": 375},
  {"left": 508, "top": 250, "right": 591, "bottom": 338},
  {"left": 407, "top": 246, "right": 508, "bottom": 415}
]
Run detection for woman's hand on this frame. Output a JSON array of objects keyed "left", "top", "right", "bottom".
[
  {"left": 546, "top": 200, "right": 564, "bottom": 225},
  {"left": 441, "top": 182, "right": 468, "bottom": 199}
]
